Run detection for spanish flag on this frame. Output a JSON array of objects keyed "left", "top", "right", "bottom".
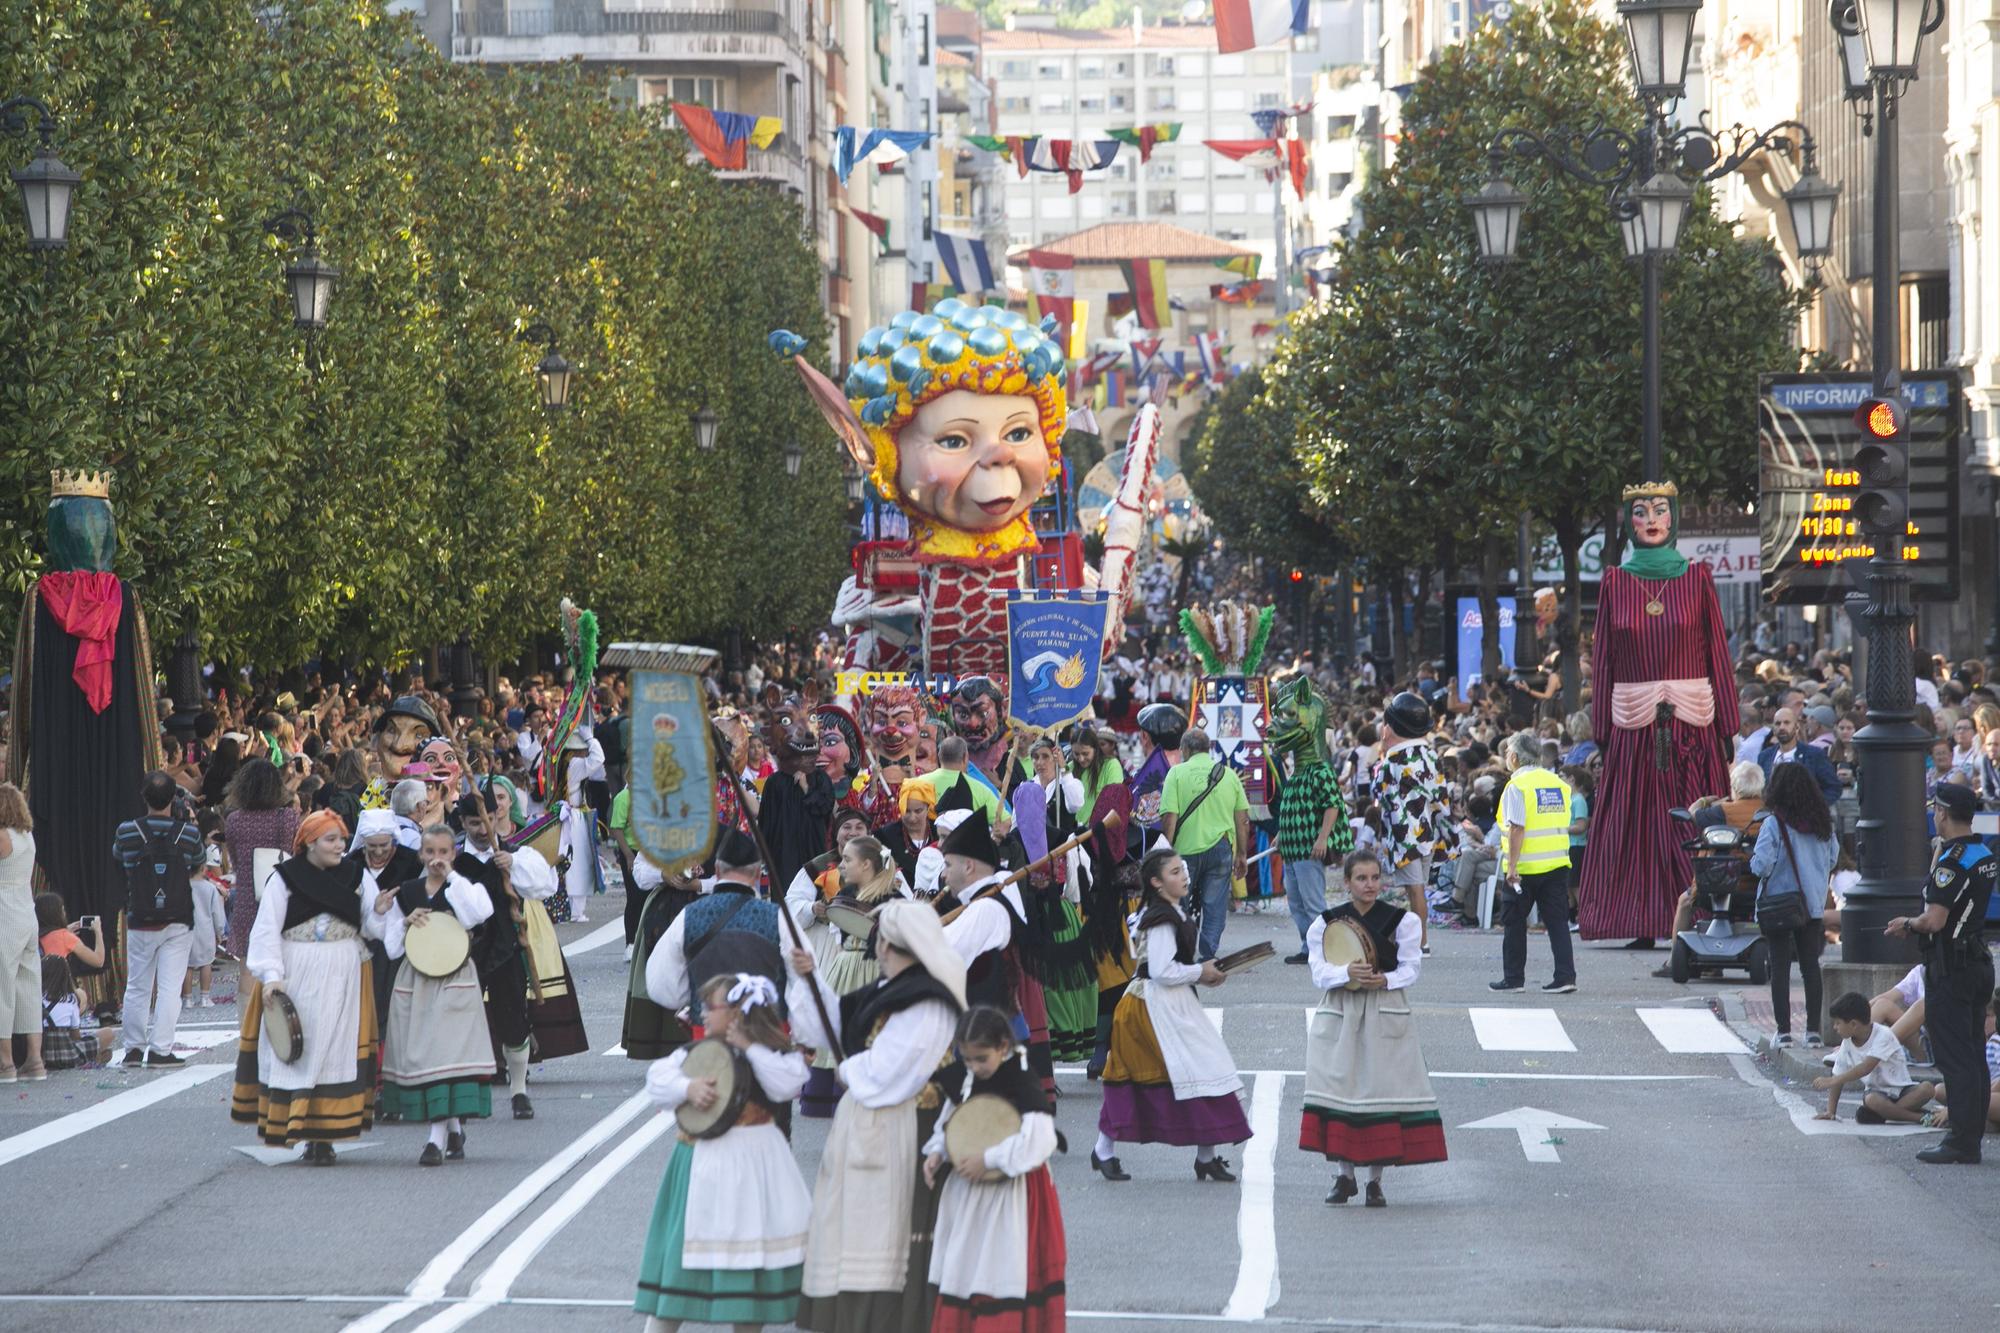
[
  {"left": 1116, "top": 258, "right": 1170, "bottom": 330},
  {"left": 1214, "top": 254, "right": 1261, "bottom": 280}
]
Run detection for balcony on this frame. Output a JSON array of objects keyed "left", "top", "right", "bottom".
[
  {"left": 453, "top": 3, "right": 805, "bottom": 66},
  {"left": 717, "top": 144, "right": 810, "bottom": 197}
]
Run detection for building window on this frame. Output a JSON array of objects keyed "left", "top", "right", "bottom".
[
  {"left": 1081, "top": 194, "right": 1105, "bottom": 218},
  {"left": 651, "top": 76, "right": 722, "bottom": 107},
  {"left": 1000, "top": 60, "right": 1028, "bottom": 78},
  {"left": 1079, "top": 60, "right": 1104, "bottom": 79},
  {"left": 1214, "top": 53, "right": 1246, "bottom": 76},
  {"left": 1215, "top": 192, "right": 1246, "bottom": 213},
  {"left": 1037, "top": 93, "right": 1070, "bottom": 113},
  {"left": 1327, "top": 115, "right": 1355, "bottom": 140},
  {"left": 1110, "top": 58, "right": 1131, "bottom": 76},
  {"left": 1253, "top": 91, "right": 1281, "bottom": 110},
  {"left": 1146, "top": 160, "right": 1175, "bottom": 180},
  {"left": 1181, "top": 87, "right": 1206, "bottom": 111},
  {"left": 1150, "top": 55, "right": 1177, "bottom": 76},
  {"left": 1182, "top": 192, "right": 1207, "bottom": 213},
  {"left": 1041, "top": 195, "right": 1075, "bottom": 219},
  {"left": 1007, "top": 197, "right": 1031, "bottom": 219},
  {"left": 1147, "top": 190, "right": 1177, "bottom": 214},
  {"left": 1110, "top": 92, "right": 1131, "bottom": 110},
  {"left": 1217, "top": 228, "right": 1249, "bottom": 241},
  {"left": 1001, "top": 95, "right": 1030, "bottom": 113},
  {"left": 1110, "top": 191, "right": 1137, "bottom": 217},
  {"left": 1081, "top": 94, "right": 1106, "bottom": 112},
  {"left": 1213, "top": 88, "right": 1246, "bottom": 112},
  {"left": 1037, "top": 60, "right": 1065, "bottom": 79},
  {"left": 1150, "top": 89, "right": 1177, "bottom": 111},
  {"left": 1907, "top": 274, "right": 1949, "bottom": 369}
]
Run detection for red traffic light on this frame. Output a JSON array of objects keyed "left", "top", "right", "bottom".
[
  {"left": 1854, "top": 396, "right": 1905, "bottom": 439},
  {"left": 1288, "top": 568, "right": 1305, "bottom": 583}
]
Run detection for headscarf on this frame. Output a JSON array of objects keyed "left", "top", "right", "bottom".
[
  {"left": 296, "top": 808, "right": 349, "bottom": 853},
  {"left": 874, "top": 899, "right": 968, "bottom": 1010},
  {"left": 481, "top": 775, "right": 526, "bottom": 829},
  {"left": 898, "top": 775, "right": 939, "bottom": 817},
  {"left": 352, "top": 808, "right": 398, "bottom": 851}
]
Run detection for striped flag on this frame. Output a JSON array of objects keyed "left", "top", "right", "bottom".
[
  {"left": 1194, "top": 330, "right": 1224, "bottom": 381},
  {"left": 1116, "top": 258, "right": 1170, "bottom": 330},
  {"left": 934, "top": 230, "right": 996, "bottom": 296},
  {"left": 911, "top": 280, "right": 958, "bottom": 310},
  {"left": 1108, "top": 123, "right": 1183, "bottom": 163},
  {"left": 1214, "top": 254, "right": 1261, "bottom": 280},
  {"left": 1128, "top": 337, "right": 1162, "bottom": 378},
  {"left": 851, "top": 208, "right": 889, "bottom": 253},
  {"left": 1213, "top": 0, "right": 1309, "bottom": 54},
  {"left": 1028, "top": 249, "right": 1076, "bottom": 349}
]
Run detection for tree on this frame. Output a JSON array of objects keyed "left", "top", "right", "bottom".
[{"left": 1272, "top": 0, "right": 1803, "bottom": 699}]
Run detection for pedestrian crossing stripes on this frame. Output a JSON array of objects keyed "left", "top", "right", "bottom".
[
  {"left": 1469, "top": 1007, "right": 1576, "bottom": 1052},
  {"left": 1296, "top": 1003, "right": 1748, "bottom": 1060}
]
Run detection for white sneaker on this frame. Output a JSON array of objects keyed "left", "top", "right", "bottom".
[
  {"left": 1771, "top": 1033, "right": 1795, "bottom": 1049},
  {"left": 572, "top": 913, "right": 590, "bottom": 923}
]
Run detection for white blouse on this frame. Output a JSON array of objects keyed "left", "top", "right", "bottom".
[
  {"left": 924, "top": 1103, "right": 1058, "bottom": 1178},
  {"left": 1305, "top": 908, "right": 1422, "bottom": 992},
  {"left": 786, "top": 971, "right": 955, "bottom": 1109},
  {"left": 375, "top": 872, "right": 494, "bottom": 961},
  {"left": 1138, "top": 903, "right": 1204, "bottom": 989},
  {"left": 942, "top": 874, "right": 1024, "bottom": 963},
  {"left": 645, "top": 1041, "right": 810, "bottom": 1112}
]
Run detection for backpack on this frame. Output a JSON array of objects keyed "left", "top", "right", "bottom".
[{"left": 125, "top": 816, "right": 194, "bottom": 928}]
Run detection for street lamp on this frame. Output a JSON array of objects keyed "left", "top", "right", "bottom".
[
  {"left": 264, "top": 209, "right": 337, "bottom": 363},
  {"left": 1782, "top": 157, "right": 1840, "bottom": 261},
  {"left": 1630, "top": 169, "right": 1694, "bottom": 255},
  {"left": 691, "top": 404, "right": 719, "bottom": 451},
  {"left": 1615, "top": 0, "right": 1702, "bottom": 103},
  {"left": 1466, "top": 164, "right": 1526, "bottom": 264},
  {"left": 844, "top": 463, "right": 865, "bottom": 504},
  {"left": 1826, "top": 0, "right": 1944, "bottom": 965},
  {"left": 519, "top": 323, "right": 574, "bottom": 413},
  {"left": 1, "top": 97, "right": 80, "bottom": 259},
  {"left": 783, "top": 440, "right": 804, "bottom": 479}
]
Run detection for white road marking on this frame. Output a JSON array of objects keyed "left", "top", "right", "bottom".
[
  {"left": 1457, "top": 1107, "right": 1604, "bottom": 1162},
  {"left": 408, "top": 1111, "right": 673, "bottom": 1332},
  {"left": 1205, "top": 1007, "right": 1225, "bottom": 1034},
  {"left": 1057, "top": 1066, "right": 1714, "bottom": 1082},
  {"left": 0, "top": 1064, "right": 231, "bottom": 1169},
  {"left": 167, "top": 1029, "right": 241, "bottom": 1052},
  {"left": 233, "top": 1141, "right": 379, "bottom": 1166},
  {"left": 1468, "top": 1007, "right": 1575, "bottom": 1052},
  {"left": 600, "top": 1042, "right": 627, "bottom": 1057},
  {"left": 1725, "top": 1053, "right": 1931, "bottom": 1137},
  {"left": 337, "top": 1089, "right": 653, "bottom": 1333},
  {"left": 1218, "top": 1071, "right": 1283, "bottom": 1321},
  {"left": 565, "top": 920, "right": 626, "bottom": 956},
  {"left": 1636, "top": 1007, "right": 1746, "bottom": 1054}
]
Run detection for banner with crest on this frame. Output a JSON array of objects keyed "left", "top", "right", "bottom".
[
  {"left": 1004, "top": 589, "right": 1110, "bottom": 735},
  {"left": 602, "top": 642, "right": 721, "bottom": 873}
]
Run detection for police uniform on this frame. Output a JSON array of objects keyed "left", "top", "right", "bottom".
[
  {"left": 1917, "top": 827, "right": 1997, "bottom": 1161},
  {"left": 1492, "top": 765, "right": 1578, "bottom": 992}
]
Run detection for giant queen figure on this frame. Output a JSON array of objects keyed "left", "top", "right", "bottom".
[{"left": 1576, "top": 480, "right": 1737, "bottom": 945}]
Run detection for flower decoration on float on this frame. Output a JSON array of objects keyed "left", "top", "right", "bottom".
[{"left": 771, "top": 299, "right": 1069, "bottom": 565}]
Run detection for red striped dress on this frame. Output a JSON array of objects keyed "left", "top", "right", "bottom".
[{"left": 1576, "top": 562, "right": 1738, "bottom": 941}]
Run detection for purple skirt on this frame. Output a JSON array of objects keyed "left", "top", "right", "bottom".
[{"left": 1099, "top": 1083, "right": 1251, "bottom": 1147}]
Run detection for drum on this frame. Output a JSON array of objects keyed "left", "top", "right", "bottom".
[
  {"left": 1319, "top": 917, "right": 1377, "bottom": 990},
  {"left": 508, "top": 812, "right": 564, "bottom": 866},
  {"left": 262, "top": 988, "right": 304, "bottom": 1064},
  {"left": 825, "top": 899, "right": 877, "bottom": 942},
  {"left": 675, "top": 1037, "right": 751, "bottom": 1140},
  {"left": 942, "top": 1093, "right": 1023, "bottom": 1183},
  {"left": 406, "top": 913, "right": 471, "bottom": 978}
]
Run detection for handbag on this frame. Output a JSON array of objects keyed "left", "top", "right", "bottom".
[{"left": 1754, "top": 820, "right": 1813, "bottom": 933}]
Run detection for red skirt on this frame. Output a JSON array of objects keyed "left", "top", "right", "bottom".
[
  {"left": 1576, "top": 715, "right": 1728, "bottom": 940},
  {"left": 930, "top": 1168, "right": 1067, "bottom": 1333}
]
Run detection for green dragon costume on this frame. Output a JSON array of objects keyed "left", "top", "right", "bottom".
[{"left": 1269, "top": 676, "right": 1353, "bottom": 865}]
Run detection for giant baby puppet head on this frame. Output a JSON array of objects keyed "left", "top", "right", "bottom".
[{"left": 772, "top": 300, "right": 1068, "bottom": 565}]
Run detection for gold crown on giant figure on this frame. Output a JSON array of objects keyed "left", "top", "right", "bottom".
[
  {"left": 50, "top": 468, "right": 112, "bottom": 499},
  {"left": 1620, "top": 479, "right": 1678, "bottom": 503}
]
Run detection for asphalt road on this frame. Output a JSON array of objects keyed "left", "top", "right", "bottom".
[{"left": 3, "top": 889, "right": 1995, "bottom": 1333}]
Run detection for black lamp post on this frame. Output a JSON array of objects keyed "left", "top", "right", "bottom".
[
  {"left": 264, "top": 209, "right": 337, "bottom": 363},
  {"left": 1, "top": 96, "right": 80, "bottom": 265},
  {"left": 783, "top": 439, "right": 804, "bottom": 479},
  {"left": 1465, "top": 6, "right": 1838, "bottom": 484},
  {"left": 844, "top": 463, "right": 866, "bottom": 505},
  {"left": 519, "top": 323, "right": 574, "bottom": 413},
  {"left": 1829, "top": 0, "right": 1944, "bottom": 965},
  {"left": 692, "top": 404, "right": 719, "bottom": 451}
]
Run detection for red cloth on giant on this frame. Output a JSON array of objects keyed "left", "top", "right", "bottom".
[
  {"left": 930, "top": 1167, "right": 1068, "bottom": 1333},
  {"left": 1576, "top": 563, "right": 1737, "bottom": 940},
  {"left": 37, "top": 570, "right": 123, "bottom": 715}
]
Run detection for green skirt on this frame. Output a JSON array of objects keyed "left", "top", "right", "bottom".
[
  {"left": 635, "top": 1140, "right": 803, "bottom": 1325},
  {"left": 1046, "top": 898, "right": 1097, "bottom": 1063},
  {"left": 379, "top": 1079, "right": 491, "bottom": 1123}
]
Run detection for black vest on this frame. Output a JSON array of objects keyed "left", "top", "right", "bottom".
[
  {"left": 275, "top": 855, "right": 366, "bottom": 932},
  {"left": 844, "top": 965, "right": 964, "bottom": 1050},
  {"left": 1324, "top": 900, "right": 1405, "bottom": 976},
  {"left": 1132, "top": 900, "right": 1197, "bottom": 980}
]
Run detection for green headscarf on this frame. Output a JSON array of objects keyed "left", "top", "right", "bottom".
[{"left": 1620, "top": 488, "right": 1689, "bottom": 579}]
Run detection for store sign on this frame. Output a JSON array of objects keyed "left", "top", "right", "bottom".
[{"left": 1529, "top": 530, "right": 1757, "bottom": 585}]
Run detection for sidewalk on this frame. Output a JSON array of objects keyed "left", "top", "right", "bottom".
[{"left": 1718, "top": 987, "right": 1940, "bottom": 1093}]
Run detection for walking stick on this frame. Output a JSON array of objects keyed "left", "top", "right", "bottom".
[{"left": 733, "top": 771, "right": 845, "bottom": 1062}]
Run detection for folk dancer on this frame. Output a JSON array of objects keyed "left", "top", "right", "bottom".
[
  {"left": 453, "top": 788, "right": 535, "bottom": 1119},
  {"left": 1013, "top": 736, "right": 1098, "bottom": 1066},
  {"left": 479, "top": 776, "right": 590, "bottom": 1067},
  {"left": 924, "top": 1006, "right": 1067, "bottom": 1333},
  {"left": 647, "top": 830, "right": 787, "bottom": 1039},
  {"left": 633, "top": 973, "right": 813, "bottom": 1332},
  {"left": 876, "top": 777, "right": 945, "bottom": 899},
  {"left": 1093, "top": 845, "right": 1252, "bottom": 1183},
  {"left": 374, "top": 825, "right": 497, "bottom": 1165},
  {"left": 786, "top": 900, "right": 967, "bottom": 1333},
  {"left": 231, "top": 810, "right": 377, "bottom": 1163},
  {"left": 352, "top": 810, "right": 421, "bottom": 1108},
  {"left": 548, "top": 729, "right": 606, "bottom": 923},
  {"left": 938, "top": 808, "right": 1054, "bottom": 1097},
  {"left": 1301, "top": 849, "right": 1448, "bottom": 1207}
]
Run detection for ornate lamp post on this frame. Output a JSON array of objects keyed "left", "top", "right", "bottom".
[
  {"left": 691, "top": 405, "right": 719, "bottom": 451},
  {"left": 264, "top": 209, "right": 337, "bottom": 364},
  {"left": 1, "top": 96, "right": 80, "bottom": 266},
  {"left": 519, "top": 323, "right": 574, "bottom": 412}
]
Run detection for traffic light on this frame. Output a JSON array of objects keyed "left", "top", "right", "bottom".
[
  {"left": 1851, "top": 394, "right": 1908, "bottom": 537},
  {"left": 1289, "top": 568, "right": 1305, "bottom": 583}
]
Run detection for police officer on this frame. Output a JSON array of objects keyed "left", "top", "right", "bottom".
[
  {"left": 1489, "top": 729, "right": 1579, "bottom": 994},
  {"left": 1886, "top": 781, "right": 1996, "bottom": 1164}
]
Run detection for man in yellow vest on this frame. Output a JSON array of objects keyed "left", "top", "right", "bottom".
[{"left": 1489, "top": 730, "right": 1579, "bottom": 994}]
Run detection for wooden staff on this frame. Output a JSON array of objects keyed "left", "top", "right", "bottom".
[
  {"left": 734, "top": 771, "right": 845, "bottom": 1063},
  {"left": 938, "top": 811, "right": 1123, "bottom": 926}
]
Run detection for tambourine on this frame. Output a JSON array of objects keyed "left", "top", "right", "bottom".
[
  {"left": 825, "top": 898, "right": 878, "bottom": 942},
  {"left": 942, "top": 1093, "right": 1023, "bottom": 1183},
  {"left": 675, "top": 1037, "right": 751, "bottom": 1139},
  {"left": 406, "top": 913, "right": 471, "bottom": 978},
  {"left": 262, "top": 988, "right": 305, "bottom": 1064},
  {"left": 1214, "top": 941, "right": 1275, "bottom": 976},
  {"left": 1320, "top": 917, "right": 1377, "bottom": 990}
]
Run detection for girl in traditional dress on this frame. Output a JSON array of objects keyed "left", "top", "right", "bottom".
[
  {"left": 1013, "top": 738, "right": 1097, "bottom": 1067},
  {"left": 787, "top": 900, "right": 967, "bottom": 1333},
  {"left": 794, "top": 825, "right": 899, "bottom": 1119},
  {"left": 633, "top": 972, "right": 812, "bottom": 1333},
  {"left": 924, "top": 1006, "right": 1066, "bottom": 1333},
  {"left": 376, "top": 825, "right": 497, "bottom": 1166},
  {"left": 1093, "top": 845, "right": 1252, "bottom": 1182},
  {"left": 1577, "top": 480, "right": 1737, "bottom": 945},
  {"left": 1300, "top": 849, "right": 1447, "bottom": 1207},
  {"left": 231, "top": 809, "right": 376, "bottom": 1163}
]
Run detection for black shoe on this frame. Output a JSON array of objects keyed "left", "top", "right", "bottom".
[
  {"left": 1541, "top": 981, "right": 1578, "bottom": 994},
  {"left": 1085, "top": 1064, "right": 1103, "bottom": 1081},
  {"left": 1488, "top": 980, "right": 1524, "bottom": 992},
  {"left": 145, "top": 1051, "right": 186, "bottom": 1068},
  {"left": 1284, "top": 951, "right": 1309, "bottom": 965},
  {"left": 446, "top": 1130, "right": 465, "bottom": 1160},
  {"left": 1089, "top": 1152, "right": 1131, "bottom": 1181},
  {"left": 1915, "top": 1143, "right": 1982, "bottom": 1165},
  {"left": 122, "top": 1048, "right": 151, "bottom": 1069},
  {"left": 1326, "top": 1174, "right": 1358, "bottom": 1205},
  {"left": 1194, "top": 1156, "right": 1237, "bottom": 1183},
  {"left": 308, "top": 1142, "right": 337, "bottom": 1166},
  {"left": 1365, "top": 1180, "right": 1387, "bottom": 1207},
  {"left": 419, "top": 1143, "right": 444, "bottom": 1167},
  {"left": 1622, "top": 938, "right": 1657, "bottom": 950},
  {"left": 512, "top": 1093, "right": 534, "bottom": 1120}
]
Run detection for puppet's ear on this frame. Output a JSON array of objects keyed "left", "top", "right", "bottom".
[{"left": 792, "top": 355, "right": 875, "bottom": 471}]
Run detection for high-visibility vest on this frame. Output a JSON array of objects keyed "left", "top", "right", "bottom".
[{"left": 1506, "top": 767, "right": 1573, "bottom": 875}]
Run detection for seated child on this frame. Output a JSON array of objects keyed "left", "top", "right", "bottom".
[
  {"left": 1814, "top": 991, "right": 1935, "bottom": 1124},
  {"left": 39, "top": 956, "right": 100, "bottom": 1071}
]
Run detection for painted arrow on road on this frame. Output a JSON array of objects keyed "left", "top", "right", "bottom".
[{"left": 1458, "top": 1106, "right": 1604, "bottom": 1162}]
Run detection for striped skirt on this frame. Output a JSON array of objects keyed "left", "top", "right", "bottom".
[{"left": 231, "top": 942, "right": 376, "bottom": 1146}]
